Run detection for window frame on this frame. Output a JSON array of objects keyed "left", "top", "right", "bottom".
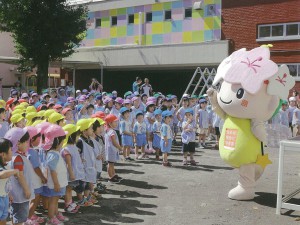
[
  {"left": 257, "top": 22, "right": 300, "bottom": 41},
  {"left": 128, "top": 14, "right": 134, "bottom": 25},
  {"left": 146, "top": 12, "right": 152, "bottom": 23},
  {"left": 95, "top": 18, "right": 102, "bottom": 28},
  {"left": 164, "top": 10, "right": 172, "bottom": 21},
  {"left": 111, "top": 16, "right": 117, "bottom": 26},
  {"left": 184, "top": 8, "right": 192, "bottom": 19}
]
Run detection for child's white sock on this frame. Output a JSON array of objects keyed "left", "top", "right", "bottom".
[{"left": 149, "top": 141, "right": 153, "bottom": 149}]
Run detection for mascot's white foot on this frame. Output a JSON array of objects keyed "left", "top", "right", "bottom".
[
  {"left": 228, "top": 184, "right": 255, "bottom": 200},
  {"left": 228, "top": 163, "right": 261, "bottom": 200}
]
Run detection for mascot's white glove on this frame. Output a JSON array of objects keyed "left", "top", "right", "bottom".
[
  {"left": 251, "top": 119, "right": 267, "bottom": 143},
  {"left": 207, "top": 88, "right": 226, "bottom": 120}
]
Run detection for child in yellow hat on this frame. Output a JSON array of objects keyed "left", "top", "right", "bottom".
[
  {"left": 48, "top": 112, "right": 65, "bottom": 126},
  {"left": 90, "top": 118, "right": 107, "bottom": 193},
  {"left": 61, "top": 124, "right": 84, "bottom": 213},
  {"left": 10, "top": 114, "right": 25, "bottom": 128},
  {"left": 76, "top": 119, "right": 97, "bottom": 206}
]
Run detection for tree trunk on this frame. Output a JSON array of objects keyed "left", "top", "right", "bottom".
[{"left": 36, "top": 60, "right": 49, "bottom": 94}]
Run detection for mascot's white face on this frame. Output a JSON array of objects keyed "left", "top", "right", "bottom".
[{"left": 217, "top": 81, "right": 279, "bottom": 121}]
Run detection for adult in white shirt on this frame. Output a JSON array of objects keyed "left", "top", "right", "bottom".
[{"left": 140, "top": 78, "right": 153, "bottom": 97}]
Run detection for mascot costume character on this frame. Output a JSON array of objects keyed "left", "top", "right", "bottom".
[{"left": 207, "top": 46, "right": 295, "bottom": 200}]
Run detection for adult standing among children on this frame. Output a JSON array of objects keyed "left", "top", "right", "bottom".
[
  {"left": 140, "top": 78, "right": 153, "bottom": 97},
  {"left": 132, "top": 77, "right": 142, "bottom": 93},
  {"left": 0, "top": 78, "right": 3, "bottom": 99},
  {"left": 89, "top": 78, "right": 103, "bottom": 93}
]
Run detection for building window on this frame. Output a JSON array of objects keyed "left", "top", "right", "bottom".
[
  {"left": 95, "top": 18, "right": 101, "bottom": 28},
  {"left": 185, "top": 8, "right": 192, "bottom": 18},
  {"left": 146, "top": 12, "right": 152, "bottom": 23},
  {"left": 284, "top": 64, "right": 300, "bottom": 78},
  {"left": 207, "top": 4, "right": 216, "bottom": 16},
  {"left": 286, "top": 23, "right": 299, "bottom": 36},
  {"left": 111, "top": 16, "right": 117, "bottom": 26},
  {"left": 128, "top": 14, "right": 134, "bottom": 24},
  {"left": 272, "top": 25, "right": 284, "bottom": 36},
  {"left": 165, "top": 10, "right": 171, "bottom": 20},
  {"left": 257, "top": 22, "right": 300, "bottom": 41}
]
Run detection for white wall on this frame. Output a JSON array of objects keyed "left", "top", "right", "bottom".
[{"left": 0, "top": 32, "right": 20, "bottom": 90}]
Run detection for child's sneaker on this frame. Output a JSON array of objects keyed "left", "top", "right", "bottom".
[
  {"left": 87, "top": 195, "right": 98, "bottom": 204},
  {"left": 182, "top": 160, "right": 188, "bottom": 166},
  {"left": 108, "top": 176, "right": 120, "bottom": 183},
  {"left": 24, "top": 219, "right": 39, "bottom": 225},
  {"left": 138, "top": 153, "right": 149, "bottom": 160},
  {"left": 190, "top": 160, "right": 197, "bottom": 166},
  {"left": 199, "top": 144, "right": 205, "bottom": 149},
  {"left": 64, "top": 203, "right": 79, "bottom": 213},
  {"left": 114, "top": 174, "right": 123, "bottom": 181},
  {"left": 77, "top": 198, "right": 93, "bottom": 207},
  {"left": 56, "top": 212, "right": 69, "bottom": 222},
  {"left": 46, "top": 217, "right": 63, "bottom": 225},
  {"left": 162, "top": 161, "right": 172, "bottom": 167},
  {"left": 30, "top": 214, "right": 45, "bottom": 223}
]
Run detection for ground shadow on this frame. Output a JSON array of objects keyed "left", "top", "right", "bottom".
[
  {"left": 116, "top": 168, "right": 145, "bottom": 175},
  {"left": 254, "top": 192, "right": 277, "bottom": 208},
  {"left": 172, "top": 164, "right": 214, "bottom": 172},
  {"left": 200, "top": 164, "right": 234, "bottom": 171},
  {"left": 65, "top": 198, "right": 157, "bottom": 224},
  {"left": 255, "top": 192, "right": 300, "bottom": 218},
  {"left": 116, "top": 162, "right": 142, "bottom": 167},
  {"left": 119, "top": 178, "right": 168, "bottom": 190},
  {"left": 107, "top": 189, "right": 158, "bottom": 199},
  {"left": 134, "top": 160, "right": 162, "bottom": 165}
]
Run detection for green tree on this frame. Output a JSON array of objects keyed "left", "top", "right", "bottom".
[{"left": 0, "top": 0, "right": 87, "bottom": 93}]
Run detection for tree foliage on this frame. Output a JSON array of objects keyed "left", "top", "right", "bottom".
[{"left": 0, "top": 0, "right": 88, "bottom": 92}]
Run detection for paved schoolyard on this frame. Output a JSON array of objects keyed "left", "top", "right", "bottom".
[{"left": 61, "top": 143, "right": 300, "bottom": 225}]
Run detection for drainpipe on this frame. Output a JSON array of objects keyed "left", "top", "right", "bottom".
[{"left": 139, "top": 12, "right": 142, "bottom": 45}]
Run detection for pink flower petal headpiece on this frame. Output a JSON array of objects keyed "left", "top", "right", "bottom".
[{"left": 214, "top": 47, "right": 279, "bottom": 94}]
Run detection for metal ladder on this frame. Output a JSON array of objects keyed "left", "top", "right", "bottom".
[{"left": 179, "top": 67, "right": 217, "bottom": 105}]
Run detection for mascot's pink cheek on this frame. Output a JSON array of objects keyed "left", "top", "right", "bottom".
[{"left": 241, "top": 99, "right": 248, "bottom": 107}]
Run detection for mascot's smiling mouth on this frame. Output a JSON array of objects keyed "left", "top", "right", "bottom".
[{"left": 220, "top": 97, "right": 232, "bottom": 105}]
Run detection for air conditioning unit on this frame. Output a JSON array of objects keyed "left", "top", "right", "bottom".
[{"left": 193, "top": 1, "right": 203, "bottom": 10}]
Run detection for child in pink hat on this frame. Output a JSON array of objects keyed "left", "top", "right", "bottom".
[
  {"left": 4, "top": 128, "right": 37, "bottom": 225},
  {"left": 0, "top": 138, "right": 20, "bottom": 225},
  {"left": 42, "top": 125, "right": 69, "bottom": 224},
  {"left": 26, "top": 126, "right": 47, "bottom": 224}
]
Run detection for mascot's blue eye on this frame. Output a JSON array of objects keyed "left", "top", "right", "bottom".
[{"left": 236, "top": 88, "right": 244, "bottom": 99}]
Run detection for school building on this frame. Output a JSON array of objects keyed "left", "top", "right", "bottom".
[
  {"left": 63, "top": 0, "right": 225, "bottom": 96},
  {"left": 0, "top": 0, "right": 299, "bottom": 98}
]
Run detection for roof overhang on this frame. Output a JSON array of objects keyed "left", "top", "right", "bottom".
[{"left": 63, "top": 40, "right": 229, "bottom": 70}]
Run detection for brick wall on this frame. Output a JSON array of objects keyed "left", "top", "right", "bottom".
[{"left": 221, "top": 0, "right": 300, "bottom": 63}]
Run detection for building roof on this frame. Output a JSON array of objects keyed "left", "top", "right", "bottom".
[{"left": 67, "top": 0, "right": 108, "bottom": 5}]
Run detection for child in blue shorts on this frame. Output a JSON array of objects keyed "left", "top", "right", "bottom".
[
  {"left": 0, "top": 138, "right": 19, "bottom": 225},
  {"left": 160, "top": 111, "right": 173, "bottom": 167},
  {"left": 133, "top": 111, "right": 148, "bottom": 160},
  {"left": 119, "top": 107, "right": 134, "bottom": 161},
  {"left": 152, "top": 109, "right": 162, "bottom": 160},
  {"left": 43, "top": 125, "right": 69, "bottom": 224},
  {"left": 181, "top": 108, "right": 197, "bottom": 166}
]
